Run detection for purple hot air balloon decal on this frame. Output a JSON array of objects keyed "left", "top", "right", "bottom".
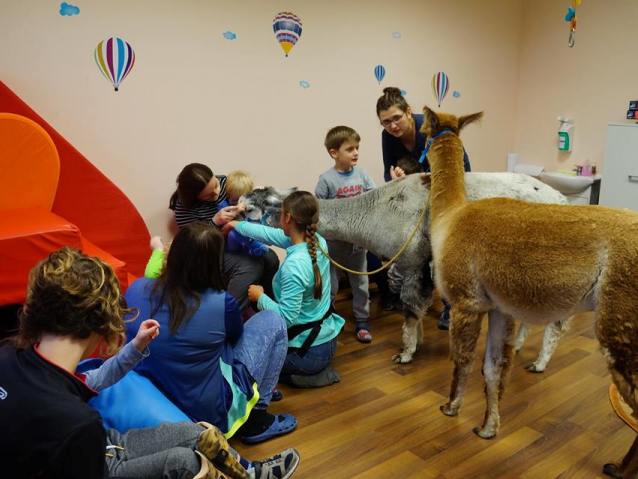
[
  {"left": 94, "top": 36, "right": 136, "bottom": 91},
  {"left": 273, "top": 12, "right": 302, "bottom": 57},
  {"left": 431, "top": 71, "right": 450, "bottom": 107}
]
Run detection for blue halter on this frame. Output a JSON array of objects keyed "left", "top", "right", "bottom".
[{"left": 418, "top": 129, "right": 455, "bottom": 165}]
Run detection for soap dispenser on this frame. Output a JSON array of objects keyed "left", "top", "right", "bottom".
[{"left": 558, "top": 117, "right": 574, "bottom": 152}]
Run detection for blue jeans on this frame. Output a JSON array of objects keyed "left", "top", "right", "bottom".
[
  {"left": 233, "top": 311, "right": 287, "bottom": 407},
  {"left": 281, "top": 336, "right": 337, "bottom": 377}
]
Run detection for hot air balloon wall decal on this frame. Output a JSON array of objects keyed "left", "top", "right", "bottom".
[
  {"left": 272, "top": 12, "right": 302, "bottom": 57},
  {"left": 374, "top": 64, "right": 386, "bottom": 84},
  {"left": 431, "top": 71, "right": 450, "bottom": 107},
  {"left": 94, "top": 36, "right": 136, "bottom": 92}
]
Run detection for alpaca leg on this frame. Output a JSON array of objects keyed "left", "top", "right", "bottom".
[
  {"left": 526, "top": 317, "right": 571, "bottom": 373},
  {"left": 513, "top": 321, "right": 528, "bottom": 353},
  {"left": 474, "top": 310, "right": 515, "bottom": 439},
  {"left": 440, "top": 307, "right": 484, "bottom": 417},
  {"left": 394, "top": 261, "right": 433, "bottom": 364},
  {"left": 393, "top": 313, "right": 420, "bottom": 364},
  {"left": 603, "top": 435, "right": 638, "bottom": 479},
  {"left": 619, "top": 435, "right": 638, "bottom": 479}
]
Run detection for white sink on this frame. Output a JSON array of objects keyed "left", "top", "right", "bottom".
[{"left": 538, "top": 172, "right": 594, "bottom": 195}]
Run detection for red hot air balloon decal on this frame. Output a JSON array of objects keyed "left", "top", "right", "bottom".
[
  {"left": 272, "top": 12, "right": 302, "bottom": 57},
  {"left": 432, "top": 71, "right": 449, "bottom": 107},
  {"left": 94, "top": 36, "right": 136, "bottom": 91}
]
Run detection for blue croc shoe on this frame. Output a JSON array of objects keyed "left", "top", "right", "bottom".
[{"left": 241, "top": 413, "right": 297, "bottom": 444}]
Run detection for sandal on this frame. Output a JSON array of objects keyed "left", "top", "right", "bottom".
[
  {"left": 240, "top": 413, "right": 297, "bottom": 444},
  {"left": 356, "top": 328, "right": 372, "bottom": 343}
]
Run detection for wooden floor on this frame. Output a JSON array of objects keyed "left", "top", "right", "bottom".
[{"left": 234, "top": 292, "right": 634, "bottom": 478}]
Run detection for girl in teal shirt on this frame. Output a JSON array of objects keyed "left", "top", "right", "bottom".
[{"left": 227, "top": 191, "right": 344, "bottom": 388}]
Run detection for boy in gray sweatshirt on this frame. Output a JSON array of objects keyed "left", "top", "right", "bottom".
[{"left": 315, "top": 126, "right": 375, "bottom": 343}]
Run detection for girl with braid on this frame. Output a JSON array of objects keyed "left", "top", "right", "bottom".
[{"left": 225, "top": 191, "right": 345, "bottom": 388}]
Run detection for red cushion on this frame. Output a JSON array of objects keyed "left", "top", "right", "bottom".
[
  {"left": 0, "top": 209, "right": 82, "bottom": 305},
  {"left": 0, "top": 209, "right": 129, "bottom": 305}
]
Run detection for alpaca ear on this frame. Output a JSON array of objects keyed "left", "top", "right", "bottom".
[
  {"left": 458, "top": 111, "right": 484, "bottom": 132},
  {"left": 274, "top": 187, "right": 297, "bottom": 199},
  {"left": 422, "top": 105, "right": 439, "bottom": 133}
]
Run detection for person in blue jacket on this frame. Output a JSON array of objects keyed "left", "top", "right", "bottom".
[
  {"left": 225, "top": 191, "right": 345, "bottom": 388},
  {"left": 377, "top": 86, "right": 473, "bottom": 329},
  {"left": 125, "top": 223, "right": 296, "bottom": 444}
]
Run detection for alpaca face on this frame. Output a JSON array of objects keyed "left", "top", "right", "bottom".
[
  {"left": 238, "top": 187, "right": 296, "bottom": 227},
  {"left": 421, "top": 106, "right": 484, "bottom": 138}
]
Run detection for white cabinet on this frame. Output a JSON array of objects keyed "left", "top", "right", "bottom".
[{"left": 600, "top": 123, "right": 638, "bottom": 211}]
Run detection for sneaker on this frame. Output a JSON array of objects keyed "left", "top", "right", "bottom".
[{"left": 251, "top": 448, "right": 300, "bottom": 479}]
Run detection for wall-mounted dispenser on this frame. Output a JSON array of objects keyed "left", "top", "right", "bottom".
[{"left": 558, "top": 116, "right": 574, "bottom": 152}]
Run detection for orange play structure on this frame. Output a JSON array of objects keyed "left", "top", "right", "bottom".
[{"left": 0, "top": 81, "right": 150, "bottom": 305}]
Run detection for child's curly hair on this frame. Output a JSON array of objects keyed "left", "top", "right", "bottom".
[{"left": 17, "top": 247, "right": 132, "bottom": 355}]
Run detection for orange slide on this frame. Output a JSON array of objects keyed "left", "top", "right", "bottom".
[{"left": 0, "top": 82, "right": 150, "bottom": 305}]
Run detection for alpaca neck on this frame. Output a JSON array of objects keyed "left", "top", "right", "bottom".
[
  {"left": 427, "top": 134, "right": 468, "bottom": 222},
  {"left": 317, "top": 196, "right": 373, "bottom": 245}
]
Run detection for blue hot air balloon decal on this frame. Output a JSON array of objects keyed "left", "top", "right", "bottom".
[
  {"left": 273, "top": 12, "right": 302, "bottom": 57},
  {"left": 374, "top": 65, "right": 386, "bottom": 84},
  {"left": 94, "top": 36, "right": 135, "bottom": 92}
]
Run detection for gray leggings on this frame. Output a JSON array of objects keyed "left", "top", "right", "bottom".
[{"left": 106, "top": 422, "right": 203, "bottom": 479}]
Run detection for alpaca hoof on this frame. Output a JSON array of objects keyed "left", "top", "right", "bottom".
[
  {"left": 525, "top": 362, "right": 545, "bottom": 373},
  {"left": 392, "top": 352, "right": 413, "bottom": 364},
  {"left": 602, "top": 463, "right": 623, "bottom": 479},
  {"left": 473, "top": 426, "right": 497, "bottom": 439},
  {"left": 440, "top": 403, "right": 459, "bottom": 417}
]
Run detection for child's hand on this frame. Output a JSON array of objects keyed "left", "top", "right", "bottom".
[
  {"left": 213, "top": 205, "right": 245, "bottom": 226},
  {"left": 132, "top": 319, "right": 160, "bottom": 352},
  {"left": 390, "top": 165, "right": 406, "bottom": 179},
  {"left": 222, "top": 221, "right": 239, "bottom": 236},
  {"left": 247, "top": 284, "right": 264, "bottom": 303}
]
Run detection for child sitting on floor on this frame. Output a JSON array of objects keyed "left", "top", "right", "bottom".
[
  {"left": 0, "top": 247, "right": 299, "bottom": 479},
  {"left": 145, "top": 171, "right": 270, "bottom": 280}
]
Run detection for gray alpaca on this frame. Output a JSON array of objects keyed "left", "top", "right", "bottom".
[{"left": 241, "top": 172, "right": 568, "bottom": 369}]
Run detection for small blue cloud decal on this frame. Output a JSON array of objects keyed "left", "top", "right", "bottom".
[
  {"left": 59, "top": 2, "right": 80, "bottom": 16},
  {"left": 392, "top": 32, "right": 402, "bottom": 39},
  {"left": 223, "top": 31, "right": 237, "bottom": 40},
  {"left": 452, "top": 90, "right": 461, "bottom": 98},
  {"left": 299, "top": 80, "right": 310, "bottom": 89},
  {"left": 400, "top": 89, "right": 407, "bottom": 96}
]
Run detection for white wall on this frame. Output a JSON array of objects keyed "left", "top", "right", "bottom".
[
  {"left": 514, "top": 0, "right": 638, "bottom": 172},
  {"left": 1, "top": 0, "right": 523, "bottom": 237}
]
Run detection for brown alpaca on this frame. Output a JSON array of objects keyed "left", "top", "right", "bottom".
[{"left": 424, "top": 106, "right": 638, "bottom": 469}]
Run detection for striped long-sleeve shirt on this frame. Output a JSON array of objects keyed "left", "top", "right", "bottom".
[{"left": 170, "top": 175, "right": 228, "bottom": 227}]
